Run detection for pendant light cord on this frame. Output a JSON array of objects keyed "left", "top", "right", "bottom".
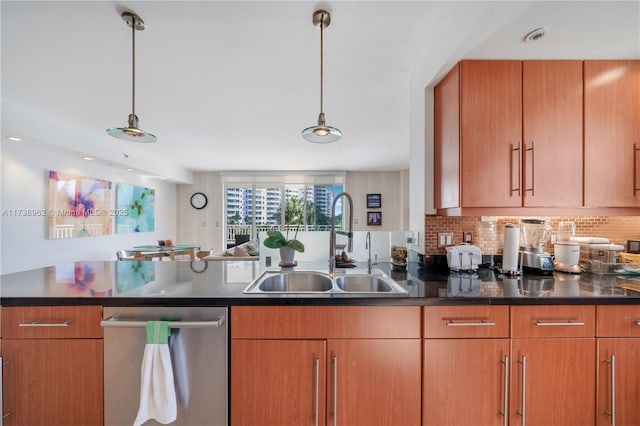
[
  {"left": 319, "top": 12, "right": 324, "bottom": 115},
  {"left": 131, "top": 17, "right": 136, "bottom": 118}
]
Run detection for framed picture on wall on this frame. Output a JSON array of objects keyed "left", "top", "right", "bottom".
[
  {"left": 367, "top": 211, "right": 382, "bottom": 226},
  {"left": 366, "top": 193, "right": 381, "bottom": 208}
]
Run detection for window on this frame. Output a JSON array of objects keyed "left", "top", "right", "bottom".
[{"left": 222, "top": 173, "right": 344, "bottom": 246}]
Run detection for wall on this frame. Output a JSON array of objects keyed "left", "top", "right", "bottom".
[
  {"left": 345, "top": 171, "right": 409, "bottom": 232},
  {"left": 0, "top": 140, "right": 177, "bottom": 274},
  {"left": 424, "top": 215, "right": 640, "bottom": 255},
  {"left": 176, "top": 172, "right": 224, "bottom": 253},
  {"left": 176, "top": 171, "right": 410, "bottom": 252}
]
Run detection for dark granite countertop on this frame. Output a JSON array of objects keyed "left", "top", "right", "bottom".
[{"left": 1, "top": 260, "right": 639, "bottom": 306}]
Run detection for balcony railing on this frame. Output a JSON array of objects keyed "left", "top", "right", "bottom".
[{"left": 226, "top": 224, "right": 339, "bottom": 243}]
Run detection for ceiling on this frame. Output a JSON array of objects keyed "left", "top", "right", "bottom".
[{"left": 2, "top": 1, "right": 639, "bottom": 181}]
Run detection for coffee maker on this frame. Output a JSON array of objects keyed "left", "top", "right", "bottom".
[{"left": 519, "top": 218, "right": 554, "bottom": 272}]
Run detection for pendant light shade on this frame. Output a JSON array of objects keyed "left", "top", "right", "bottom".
[
  {"left": 106, "top": 12, "right": 157, "bottom": 143},
  {"left": 302, "top": 10, "right": 341, "bottom": 144}
]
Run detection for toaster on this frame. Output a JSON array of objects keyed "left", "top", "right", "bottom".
[{"left": 446, "top": 244, "right": 482, "bottom": 272}]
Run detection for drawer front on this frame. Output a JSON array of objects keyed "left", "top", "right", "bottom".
[
  {"left": 2, "top": 306, "right": 102, "bottom": 339},
  {"left": 511, "top": 305, "right": 595, "bottom": 338},
  {"left": 597, "top": 305, "right": 640, "bottom": 337},
  {"left": 424, "top": 305, "right": 509, "bottom": 338},
  {"left": 231, "top": 306, "right": 421, "bottom": 339}
]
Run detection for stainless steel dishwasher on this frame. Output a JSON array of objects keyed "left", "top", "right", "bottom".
[{"left": 102, "top": 307, "right": 227, "bottom": 426}]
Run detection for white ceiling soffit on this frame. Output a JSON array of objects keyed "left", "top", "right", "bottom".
[{"left": 2, "top": 1, "right": 638, "bottom": 180}]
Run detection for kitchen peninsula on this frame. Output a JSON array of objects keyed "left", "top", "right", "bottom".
[{"left": 1, "top": 260, "right": 640, "bottom": 426}]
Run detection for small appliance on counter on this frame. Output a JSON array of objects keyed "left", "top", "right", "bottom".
[
  {"left": 519, "top": 218, "right": 554, "bottom": 273},
  {"left": 553, "top": 242, "right": 581, "bottom": 274},
  {"left": 445, "top": 244, "right": 482, "bottom": 272}
]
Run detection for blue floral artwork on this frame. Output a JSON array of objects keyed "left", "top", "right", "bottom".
[{"left": 116, "top": 183, "right": 155, "bottom": 233}]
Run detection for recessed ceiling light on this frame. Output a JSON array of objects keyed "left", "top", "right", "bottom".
[
  {"left": 82, "top": 156, "right": 94, "bottom": 161},
  {"left": 126, "top": 168, "right": 134, "bottom": 172},
  {"left": 6, "top": 136, "right": 22, "bottom": 142},
  {"left": 523, "top": 27, "right": 549, "bottom": 43}
]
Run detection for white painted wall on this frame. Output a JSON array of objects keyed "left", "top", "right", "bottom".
[
  {"left": 176, "top": 172, "right": 224, "bottom": 253},
  {"left": 0, "top": 140, "right": 177, "bottom": 274}
]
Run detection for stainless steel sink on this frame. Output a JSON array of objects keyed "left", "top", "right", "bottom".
[
  {"left": 334, "top": 275, "right": 394, "bottom": 292},
  {"left": 257, "top": 271, "right": 333, "bottom": 292},
  {"left": 243, "top": 269, "right": 407, "bottom": 295}
]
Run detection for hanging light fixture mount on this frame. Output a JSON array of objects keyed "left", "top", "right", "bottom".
[
  {"left": 302, "top": 9, "right": 341, "bottom": 144},
  {"left": 106, "top": 11, "right": 157, "bottom": 143}
]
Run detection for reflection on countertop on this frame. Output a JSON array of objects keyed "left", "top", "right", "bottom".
[{"left": 1, "top": 259, "right": 639, "bottom": 303}]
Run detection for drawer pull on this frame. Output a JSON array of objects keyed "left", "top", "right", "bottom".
[
  {"left": 446, "top": 320, "right": 496, "bottom": 327},
  {"left": 19, "top": 320, "right": 69, "bottom": 327},
  {"left": 3, "top": 412, "right": 10, "bottom": 419},
  {"left": 534, "top": 320, "right": 584, "bottom": 327},
  {"left": 634, "top": 320, "right": 640, "bottom": 326}
]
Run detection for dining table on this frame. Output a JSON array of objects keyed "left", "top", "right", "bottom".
[{"left": 127, "top": 244, "right": 201, "bottom": 261}]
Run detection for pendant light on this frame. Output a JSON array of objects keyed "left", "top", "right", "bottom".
[
  {"left": 302, "top": 10, "right": 342, "bottom": 144},
  {"left": 106, "top": 12, "right": 157, "bottom": 143}
]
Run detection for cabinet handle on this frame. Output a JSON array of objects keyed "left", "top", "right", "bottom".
[
  {"left": 517, "top": 356, "right": 527, "bottom": 426},
  {"left": 604, "top": 355, "right": 616, "bottom": 426},
  {"left": 314, "top": 357, "right": 319, "bottom": 426},
  {"left": 511, "top": 142, "right": 521, "bottom": 196},
  {"left": 333, "top": 355, "right": 338, "bottom": 426},
  {"left": 2, "top": 412, "right": 10, "bottom": 419},
  {"left": 501, "top": 355, "right": 509, "bottom": 426},
  {"left": 446, "top": 320, "right": 496, "bottom": 327},
  {"left": 524, "top": 141, "right": 535, "bottom": 196},
  {"left": 634, "top": 320, "right": 640, "bottom": 326},
  {"left": 18, "top": 320, "right": 69, "bottom": 327},
  {"left": 101, "top": 316, "right": 224, "bottom": 328},
  {"left": 535, "top": 320, "right": 584, "bottom": 327},
  {"left": 634, "top": 144, "right": 640, "bottom": 196}
]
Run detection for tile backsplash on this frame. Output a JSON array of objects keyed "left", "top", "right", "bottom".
[{"left": 424, "top": 215, "right": 640, "bottom": 255}]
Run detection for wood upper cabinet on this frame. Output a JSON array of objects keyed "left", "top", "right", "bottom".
[
  {"left": 522, "top": 60, "right": 583, "bottom": 207},
  {"left": 596, "top": 305, "right": 640, "bottom": 426},
  {"left": 585, "top": 60, "right": 640, "bottom": 207},
  {"left": 435, "top": 60, "right": 584, "bottom": 212},
  {"left": 460, "top": 60, "right": 522, "bottom": 208},
  {"left": 231, "top": 306, "right": 421, "bottom": 426},
  {"left": 1, "top": 306, "right": 103, "bottom": 426}
]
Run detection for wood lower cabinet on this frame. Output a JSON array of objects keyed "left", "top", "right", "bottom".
[
  {"left": 596, "top": 305, "right": 640, "bottom": 426},
  {"left": 423, "top": 306, "right": 510, "bottom": 426},
  {"left": 231, "top": 339, "right": 327, "bottom": 426},
  {"left": 510, "top": 305, "right": 596, "bottom": 426},
  {"left": 1, "top": 306, "right": 103, "bottom": 426},
  {"left": 231, "top": 306, "right": 421, "bottom": 426},
  {"left": 585, "top": 60, "right": 640, "bottom": 207}
]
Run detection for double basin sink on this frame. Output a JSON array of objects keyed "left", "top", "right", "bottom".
[{"left": 243, "top": 269, "right": 408, "bottom": 296}]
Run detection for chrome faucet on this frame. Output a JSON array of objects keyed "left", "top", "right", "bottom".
[
  {"left": 365, "top": 231, "right": 372, "bottom": 274},
  {"left": 329, "top": 192, "right": 354, "bottom": 274}
]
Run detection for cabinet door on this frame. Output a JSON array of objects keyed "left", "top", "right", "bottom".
[
  {"left": 2, "top": 339, "right": 103, "bottom": 426},
  {"left": 460, "top": 60, "right": 522, "bottom": 207},
  {"left": 423, "top": 339, "right": 509, "bottom": 426},
  {"left": 510, "top": 338, "right": 595, "bottom": 426},
  {"left": 522, "top": 60, "right": 583, "bottom": 207},
  {"left": 329, "top": 339, "right": 421, "bottom": 426},
  {"left": 585, "top": 60, "right": 640, "bottom": 206},
  {"left": 434, "top": 63, "right": 461, "bottom": 209},
  {"left": 231, "top": 339, "right": 326, "bottom": 426},
  {"left": 597, "top": 339, "right": 640, "bottom": 426}
]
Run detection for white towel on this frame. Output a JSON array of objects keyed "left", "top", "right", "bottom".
[{"left": 133, "top": 321, "right": 177, "bottom": 426}]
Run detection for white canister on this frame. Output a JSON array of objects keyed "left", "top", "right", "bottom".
[{"left": 554, "top": 243, "right": 580, "bottom": 265}]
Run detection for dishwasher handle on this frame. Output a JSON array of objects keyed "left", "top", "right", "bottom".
[{"left": 101, "top": 315, "right": 225, "bottom": 329}]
